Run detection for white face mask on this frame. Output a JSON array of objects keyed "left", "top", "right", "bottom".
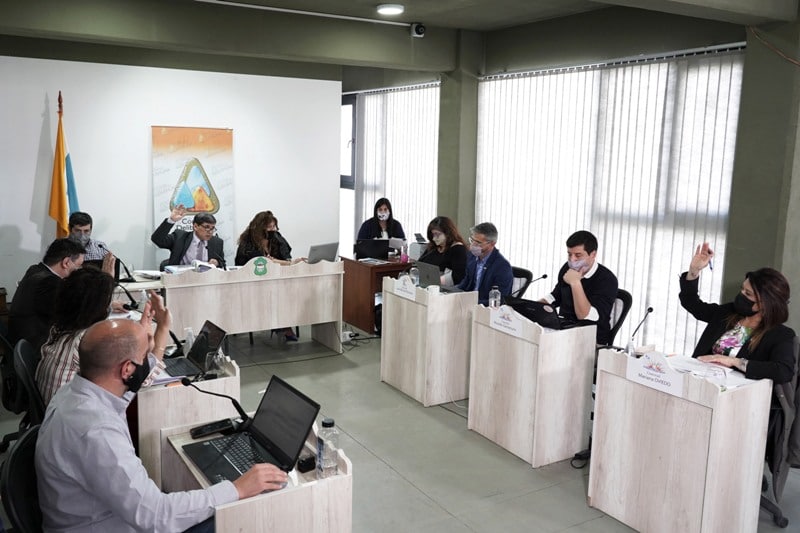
[
  {"left": 568, "top": 259, "right": 587, "bottom": 271},
  {"left": 432, "top": 234, "right": 446, "bottom": 246},
  {"left": 470, "top": 244, "right": 483, "bottom": 257},
  {"left": 377, "top": 211, "right": 389, "bottom": 221}
]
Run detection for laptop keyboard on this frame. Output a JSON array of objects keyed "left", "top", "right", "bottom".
[
  {"left": 210, "top": 434, "right": 266, "bottom": 473},
  {"left": 165, "top": 357, "right": 199, "bottom": 376}
]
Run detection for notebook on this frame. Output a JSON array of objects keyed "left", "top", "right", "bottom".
[
  {"left": 182, "top": 375, "right": 321, "bottom": 481},
  {"left": 164, "top": 320, "right": 227, "bottom": 377},
  {"left": 307, "top": 242, "right": 339, "bottom": 264}
]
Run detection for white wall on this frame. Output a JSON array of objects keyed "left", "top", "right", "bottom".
[{"left": 0, "top": 56, "right": 341, "bottom": 299}]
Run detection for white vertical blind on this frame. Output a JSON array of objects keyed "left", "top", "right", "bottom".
[
  {"left": 476, "top": 51, "right": 744, "bottom": 354},
  {"left": 355, "top": 84, "right": 440, "bottom": 238}
]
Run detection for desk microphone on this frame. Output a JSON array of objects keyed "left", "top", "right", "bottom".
[
  {"left": 204, "top": 244, "right": 227, "bottom": 271},
  {"left": 531, "top": 273, "right": 548, "bottom": 283},
  {"left": 181, "top": 377, "right": 250, "bottom": 429},
  {"left": 98, "top": 243, "right": 135, "bottom": 283},
  {"left": 626, "top": 306, "right": 654, "bottom": 357},
  {"left": 117, "top": 282, "right": 140, "bottom": 311}
]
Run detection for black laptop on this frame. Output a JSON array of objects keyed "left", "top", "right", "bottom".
[
  {"left": 182, "top": 375, "right": 321, "bottom": 481},
  {"left": 354, "top": 239, "right": 391, "bottom": 259},
  {"left": 164, "top": 320, "right": 227, "bottom": 378},
  {"left": 503, "top": 296, "right": 564, "bottom": 330}
]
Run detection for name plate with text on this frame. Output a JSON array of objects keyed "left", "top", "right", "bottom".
[
  {"left": 393, "top": 276, "right": 417, "bottom": 301},
  {"left": 626, "top": 351, "right": 684, "bottom": 397},
  {"left": 489, "top": 306, "right": 524, "bottom": 338}
]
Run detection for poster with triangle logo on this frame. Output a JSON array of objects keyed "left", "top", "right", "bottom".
[{"left": 151, "top": 126, "right": 234, "bottom": 263}]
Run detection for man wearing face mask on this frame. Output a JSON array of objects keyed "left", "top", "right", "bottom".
[
  {"left": 457, "top": 222, "right": 513, "bottom": 305},
  {"left": 151, "top": 204, "right": 225, "bottom": 271},
  {"left": 8, "top": 238, "right": 86, "bottom": 350},
  {"left": 68, "top": 211, "right": 109, "bottom": 261},
  {"left": 542, "top": 230, "right": 618, "bottom": 345},
  {"left": 36, "top": 316, "right": 287, "bottom": 533}
]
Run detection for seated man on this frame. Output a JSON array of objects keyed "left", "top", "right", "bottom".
[
  {"left": 68, "top": 211, "right": 108, "bottom": 262},
  {"left": 36, "top": 318, "right": 286, "bottom": 532},
  {"left": 542, "top": 230, "right": 618, "bottom": 345},
  {"left": 8, "top": 238, "right": 85, "bottom": 350},
  {"left": 457, "top": 222, "right": 513, "bottom": 305},
  {"left": 151, "top": 205, "right": 225, "bottom": 270}
]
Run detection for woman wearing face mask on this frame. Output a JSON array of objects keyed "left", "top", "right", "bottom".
[
  {"left": 357, "top": 198, "right": 406, "bottom": 240},
  {"left": 679, "top": 242, "right": 795, "bottom": 383},
  {"left": 418, "top": 216, "right": 467, "bottom": 286},
  {"left": 236, "top": 211, "right": 303, "bottom": 267}
]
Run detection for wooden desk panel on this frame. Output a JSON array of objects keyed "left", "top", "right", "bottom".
[
  {"left": 588, "top": 349, "right": 772, "bottom": 533},
  {"left": 341, "top": 257, "right": 409, "bottom": 333},
  {"left": 468, "top": 306, "right": 596, "bottom": 467}
]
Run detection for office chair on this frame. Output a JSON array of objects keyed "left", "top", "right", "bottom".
[
  {"left": 760, "top": 336, "right": 800, "bottom": 528},
  {"left": 13, "top": 339, "right": 46, "bottom": 426},
  {"left": 606, "top": 288, "right": 633, "bottom": 346},
  {"left": 0, "top": 424, "right": 42, "bottom": 533},
  {"left": 510, "top": 267, "right": 534, "bottom": 299},
  {"left": 0, "top": 332, "right": 29, "bottom": 453}
]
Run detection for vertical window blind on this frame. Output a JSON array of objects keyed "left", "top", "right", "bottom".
[
  {"left": 476, "top": 49, "right": 744, "bottom": 354},
  {"left": 355, "top": 83, "right": 440, "bottom": 238}
]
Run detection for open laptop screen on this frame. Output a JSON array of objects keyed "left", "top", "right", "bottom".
[{"left": 186, "top": 320, "right": 227, "bottom": 369}]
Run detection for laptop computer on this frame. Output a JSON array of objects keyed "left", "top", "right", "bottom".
[
  {"left": 415, "top": 261, "right": 463, "bottom": 293},
  {"left": 354, "top": 239, "right": 391, "bottom": 259},
  {"left": 306, "top": 242, "right": 339, "bottom": 264},
  {"left": 503, "top": 296, "right": 563, "bottom": 330},
  {"left": 182, "top": 375, "right": 321, "bottom": 481},
  {"left": 164, "top": 320, "right": 227, "bottom": 378}
]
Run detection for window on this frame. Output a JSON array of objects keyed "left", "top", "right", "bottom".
[{"left": 476, "top": 49, "right": 744, "bottom": 354}]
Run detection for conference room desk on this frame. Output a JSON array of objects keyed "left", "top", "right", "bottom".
[
  {"left": 161, "top": 423, "right": 353, "bottom": 533},
  {"left": 122, "top": 259, "right": 343, "bottom": 353},
  {"left": 468, "top": 306, "right": 596, "bottom": 467},
  {"left": 588, "top": 349, "right": 772, "bottom": 533},
  {"left": 380, "top": 277, "right": 477, "bottom": 406},
  {"left": 341, "top": 257, "right": 410, "bottom": 333},
  {"left": 137, "top": 357, "right": 241, "bottom": 489}
]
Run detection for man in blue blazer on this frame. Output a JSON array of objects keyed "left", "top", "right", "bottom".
[
  {"left": 151, "top": 204, "right": 225, "bottom": 270},
  {"left": 457, "top": 222, "right": 513, "bottom": 305}
]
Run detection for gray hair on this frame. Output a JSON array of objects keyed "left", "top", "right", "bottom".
[{"left": 470, "top": 222, "right": 498, "bottom": 243}]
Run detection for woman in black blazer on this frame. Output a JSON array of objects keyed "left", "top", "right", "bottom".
[
  {"left": 679, "top": 242, "right": 795, "bottom": 384},
  {"left": 357, "top": 198, "right": 405, "bottom": 240}
]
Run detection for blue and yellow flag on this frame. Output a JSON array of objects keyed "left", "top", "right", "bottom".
[{"left": 49, "top": 91, "right": 80, "bottom": 238}]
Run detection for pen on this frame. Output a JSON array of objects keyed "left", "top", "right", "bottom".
[{"left": 708, "top": 259, "right": 713, "bottom": 271}]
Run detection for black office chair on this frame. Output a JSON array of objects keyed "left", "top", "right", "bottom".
[
  {"left": 0, "top": 424, "right": 42, "bottom": 533},
  {"left": 13, "top": 339, "right": 46, "bottom": 426},
  {"left": 510, "top": 267, "right": 534, "bottom": 299},
  {"left": 606, "top": 288, "right": 633, "bottom": 346},
  {"left": 760, "top": 336, "right": 800, "bottom": 528},
  {"left": 0, "top": 331, "right": 31, "bottom": 453}
]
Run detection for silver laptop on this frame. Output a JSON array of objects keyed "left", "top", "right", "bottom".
[{"left": 306, "top": 242, "right": 339, "bottom": 264}]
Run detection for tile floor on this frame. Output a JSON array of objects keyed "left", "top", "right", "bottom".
[{"left": 1, "top": 328, "right": 797, "bottom": 532}]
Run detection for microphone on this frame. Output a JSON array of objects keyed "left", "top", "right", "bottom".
[
  {"left": 166, "top": 330, "right": 185, "bottom": 359},
  {"left": 626, "top": 306, "right": 654, "bottom": 357},
  {"left": 181, "top": 377, "right": 250, "bottom": 428},
  {"left": 531, "top": 273, "right": 548, "bottom": 283},
  {"left": 117, "top": 282, "right": 140, "bottom": 311},
  {"left": 98, "top": 243, "right": 135, "bottom": 283},
  {"left": 205, "top": 243, "right": 227, "bottom": 271}
]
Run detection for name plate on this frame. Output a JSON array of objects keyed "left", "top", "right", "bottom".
[
  {"left": 489, "top": 305, "right": 524, "bottom": 338},
  {"left": 626, "top": 351, "right": 684, "bottom": 397},
  {"left": 393, "top": 276, "right": 417, "bottom": 301}
]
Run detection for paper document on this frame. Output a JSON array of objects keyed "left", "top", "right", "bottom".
[
  {"left": 667, "top": 355, "right": 755, "bottom": 389},
  {"left": 133, "top": 270, "right": 162, "bottom": 280}
]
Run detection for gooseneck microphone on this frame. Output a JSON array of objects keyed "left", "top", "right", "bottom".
[
  {"left": 181, "top": 378, "right": 250, "bottom": 429},
  {"left": 117, "top": 282, "right": 140, "bottom": 311},
  {"left": 626, "top": 306, "right": 654, "bottom": 356},
  {"left": 531, "top": 273, "right": 548, "bottom": 283},
  {"left": 97, "top": 243, "right": 135, "bottom": 283}
]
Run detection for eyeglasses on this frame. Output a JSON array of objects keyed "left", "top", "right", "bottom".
[
  {"left": 197, "top": 224, "right": 217, "bottom": 233},
  {"left": 469, "top": 236, "right": 489, "bottom": 246}
]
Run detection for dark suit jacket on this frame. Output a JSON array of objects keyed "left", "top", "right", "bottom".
[
  {"left": 8, "top": 263, "right": 61, "bottom": 350},
  {"left": 457, "top": 248, "right": 513, "bottom": 305},
  {"left": 679, "top": 272, "right": 795, "bottom": 384},
  {"left": 357, "top": 218, "right": 405, "bottom": 240},
  {"left": 151, "top": 219, "right": 225, "bottom": 270}
]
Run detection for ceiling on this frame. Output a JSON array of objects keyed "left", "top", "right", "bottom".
[{"left": 203, "top": 0, "right": 797, "bottom": 31}]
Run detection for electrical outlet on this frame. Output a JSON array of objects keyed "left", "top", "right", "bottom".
[{"left": 340, "top": 331, "right": 353, "bottom": 343}]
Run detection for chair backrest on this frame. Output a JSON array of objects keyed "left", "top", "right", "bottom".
[
  {"left": 0, "top": 424, "right": 42, "bottom": 533},
  {"left": 0, "top": 329, "right": 27, "bottom": 414},
  {"left": 510, "top": 267, "right": 534, "bottom": 299},
  {"left": 13, "top": 340, "right": 46, "bottom": 425},
  {"left": 607, "top": 288, "right": 633, "bottom": 346}
]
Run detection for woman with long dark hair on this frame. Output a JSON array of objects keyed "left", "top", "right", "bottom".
[
  {"left": 679, "top": 242, "right": 795, "bottom": 383},
  {"left": 236, "top": 211, "right": 302, "bottom": 266},
  {"left": 418, "top": 216, "right": 467, "bottom": 286},
  {"left": 357, "top": 198, "right": 405, "bottom": 240}
]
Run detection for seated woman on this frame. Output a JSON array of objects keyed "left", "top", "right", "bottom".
[
  {"left": 236, "top": 211, "right": 303, "bottom": 267},
  {"left": 679, "top": 242, "right": 795, "bottom": 384},
  {"left": 36, "top": 268, "right": 170, "bottom": 404},
  {"left": 357, "top": 198, "right": 405, "bottom": 240},
  {"left": 418, "top": 216, "right": 467, "bottom": 286}
]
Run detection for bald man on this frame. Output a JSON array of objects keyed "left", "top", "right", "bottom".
[{"left": 36, "top": 319, "right": 286, "bottom": 533}]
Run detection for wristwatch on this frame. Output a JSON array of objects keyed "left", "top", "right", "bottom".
[{"left": 739, "top": 358, "right": 749, "bottom": 372}]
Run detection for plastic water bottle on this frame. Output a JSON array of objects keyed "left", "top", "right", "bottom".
[
  {"left": 316, "top": 418, "right": 339, "bottom": 479},
  {"left": 138, "top": 290, "right": 149, "bottom": 309},
  {"left": 489, "top": 285, "right": 501, "bottom": 308},
  {"left": 409, "top": 266, "right": 420, "bottom": 286},
  {"left": 184, "top": 327, "right": 195, "bottom": 349}
]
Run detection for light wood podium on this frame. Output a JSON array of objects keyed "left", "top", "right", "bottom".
[
  {"left": 468, "top": 305, "right": 597, "bottom": 467},
  {"left": 588, "top": 349, "right": 772, "bottom": 533},
  {"left": 161, "top": 423, "right": 353, "bottom": 533},
  {"left": 137, "top": 357, "right": 241, "bottom": 488},
  {"left": 380, "top": 277, "right": 478, "bottom": 406}
]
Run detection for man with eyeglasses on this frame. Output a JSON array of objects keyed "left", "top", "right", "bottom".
[
  {"left": 8, "top": 238, "right": 86, "bottom": 350},
  {"left": 457, "top": 222, "right": 513, "bottom": 305},
  {"left": 151, "top": 205, "right": 225, "bottom": 271}
]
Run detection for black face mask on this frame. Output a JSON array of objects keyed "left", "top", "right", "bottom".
[
  {"left": 733, "top": 292, "right": 758, "bottom": 317},
  {"left": 266, "top": 230, "right": 276, "bottom": 239},
  {"left": 124, "top": 356, "right": 151, "bottom": 393}
]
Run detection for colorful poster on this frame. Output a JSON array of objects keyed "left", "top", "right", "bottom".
[{"left": 151, "top": 127, "right": 235, "bottom": 264}]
